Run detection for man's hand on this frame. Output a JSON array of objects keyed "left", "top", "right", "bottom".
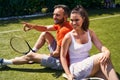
[
  {"left": 51, "top": 50, "right": 60, "bottom": 58},
  {"left": 51, "top": 45, "right": 61, "bottom": 58},
  {"left": 22, "top": 22, "right": 34, "bottom": 31},
  {"left": 51, "top": 50, "right": 60, "bottom": 57}
]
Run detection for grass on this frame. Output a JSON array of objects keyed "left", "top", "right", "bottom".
[{"left": 0, "top": 8, "right": 120, "bottom": 80}]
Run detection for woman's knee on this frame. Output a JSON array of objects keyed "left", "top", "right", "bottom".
[{"left": 92, "top": 53, "right": 103, "bottom": 62}]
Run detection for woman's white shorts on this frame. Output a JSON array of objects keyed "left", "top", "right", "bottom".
[{"left": 69, "top": 57, "right": 93, "bottom": 80}]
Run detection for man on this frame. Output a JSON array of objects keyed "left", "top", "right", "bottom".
[{"left": 0, "top": 5, "right": 72, "bottom": 70}]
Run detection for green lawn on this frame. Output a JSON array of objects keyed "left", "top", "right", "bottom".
[{"left": 0, "top": 8, "right": 120, "bottom": 80}]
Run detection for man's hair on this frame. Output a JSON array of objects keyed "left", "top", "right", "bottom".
[
  {"left": 71, "top": 5, "right": 89, "bottom": 31},
  {"left": 54, "top": 4, "right": 70, "bottom": 17}
]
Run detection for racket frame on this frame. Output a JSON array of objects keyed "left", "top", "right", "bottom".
[{"left": 10, "top": 36, "right": 34, "bottom": 54}]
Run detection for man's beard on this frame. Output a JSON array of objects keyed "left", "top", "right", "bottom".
[{"left": 54, "top": 18, "right": 64, "bottom": 24}]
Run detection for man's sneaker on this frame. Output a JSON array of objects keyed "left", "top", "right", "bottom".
[
  {"left": 0, "top": 58, "right": 3, "bottom": 68},
  {"left": 24, "top": 50, "right": 36, "bottom": 55}
]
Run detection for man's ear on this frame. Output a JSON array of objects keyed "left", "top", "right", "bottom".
[{"left": 64, "top": 15, "right": 68, "bottom": 20}]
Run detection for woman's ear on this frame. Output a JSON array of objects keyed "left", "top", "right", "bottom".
[{"left": 83, "top": 17, "right": 85, "bottom": 21}]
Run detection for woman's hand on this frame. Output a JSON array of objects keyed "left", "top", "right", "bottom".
[
  {"left": 67, "top": 74, "right": 74, "bottom": 80},
  {"left": 100, "top": 49, "right": 110, "bottom": 65}
]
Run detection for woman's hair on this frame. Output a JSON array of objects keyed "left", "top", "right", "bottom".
[
  {"left": 54, "top": 4, "right": 70, "bottom": 17},
  {"left": 71, "top": 5, "right": 89, "bottom": 31}
]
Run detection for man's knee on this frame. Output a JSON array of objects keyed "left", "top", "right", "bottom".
[
  {"left": 40, "top": 32, "right": 53, "bottom": 39},
  {"left": 26, "top": 53, "right": 35, "bottom": 60},
  {"left": 41, "top": 32, "right": 50, "bottom": 36}
]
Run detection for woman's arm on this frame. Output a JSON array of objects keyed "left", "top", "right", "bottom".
[
  {"left": 90, "top": 30, "right": 103, "bottom": 51},
  {"left": 90, "top": 29, "right": 110, "bottom": 64},
  {"left": 60, "top": 33, "right": 74, "bottom": 80}
]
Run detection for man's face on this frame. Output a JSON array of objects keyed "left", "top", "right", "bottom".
[{"left": 53, "top": 8, "right": 65, "bottom": 24}]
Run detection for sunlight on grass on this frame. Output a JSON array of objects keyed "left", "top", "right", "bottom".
[
  {"left": 0, "top": 8, "right": 120, "bottom": 80},
  {"left": 90, "top": 16, "right": 120, "bottom": 73}
]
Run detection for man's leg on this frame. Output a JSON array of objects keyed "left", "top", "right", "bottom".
[
  {"left": 32, "top": 32, "right": 55, "bottom": 52},
  {"left": 0, "top": 53, "right": 45, "bottom": 65},
  {"left": 0, "top": 53, "right": 62, "bottom": 70},
  {"left": 27, "top": 31, "right": 55, "bottom": 63},
  {"left": 0, "top": 32, "right": 55, "bottom": 66}
]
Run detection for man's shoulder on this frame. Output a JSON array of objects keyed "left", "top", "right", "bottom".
[{"left": 63, "top": 21, "right": 72, "bottom": 29}]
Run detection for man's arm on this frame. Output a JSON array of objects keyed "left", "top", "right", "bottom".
[
  {"left": 23, "top": 22, "right": 56, "bottom": 31},
  {"left": 51, "top": 45, "right": 61, "bottom": 58}
]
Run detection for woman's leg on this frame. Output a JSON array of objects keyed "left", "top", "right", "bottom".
[
  {"left": 90, "top": 53, "right": 119, "bottom": 80},
  {"left": 94, "top": 69, "right": 107, "bottom": 80},
  {"left": 100, "top": 59, "right": 119, "bottom": 80},
  {"left": 89, "top": 53, "right": 107, "bottom": 80}
]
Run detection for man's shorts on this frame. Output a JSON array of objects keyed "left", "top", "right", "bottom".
[
  {"left": 48, "top": 39, "right": 57, "bottom": 53},
  {"left": 41, "top": 55, "right": 63, "bottom": 70},
  {"left": 40, "top": 39, "right": 63, "bottom": 70}
]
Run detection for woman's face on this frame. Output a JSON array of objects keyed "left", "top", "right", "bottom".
[{"left": 70, "top": 13, "right": 84, "bottom": 29}]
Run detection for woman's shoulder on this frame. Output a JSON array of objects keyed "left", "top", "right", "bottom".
[
  {"left": 88, "top": 29, "right": 95, "bottom": 36},
  {"left": 88, "top": 29, "right": 94, "bottom": 33},
  {"left": 64, "top": 31, "right": 74, "bottom": 41},
  {"left": 62, "top": 31, "right": 72, "bottom": 44},
  {"left": 65, "top": 31, "right": 71, "bottom": 38},
  {"left": 88, "top": 29, "right": 98, "bottom": 40}
]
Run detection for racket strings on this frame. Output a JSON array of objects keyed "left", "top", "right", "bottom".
[{"left": 10, "top": 37, "right": 30, "bottom": 53}]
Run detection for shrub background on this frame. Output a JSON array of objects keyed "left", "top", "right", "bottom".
[{"left": 0, "top": 0, "right": 120, "bottom": 17}]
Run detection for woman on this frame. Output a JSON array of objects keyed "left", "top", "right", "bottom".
[{"left": 60, "top": 5, "right": 119, "bottom": 80}]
